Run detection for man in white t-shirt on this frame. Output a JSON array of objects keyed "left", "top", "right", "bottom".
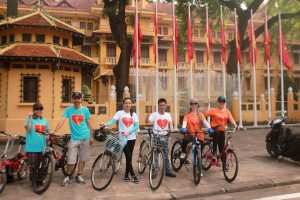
[{"left": 146, "top": 98, "right": 176, "bottom": 177}]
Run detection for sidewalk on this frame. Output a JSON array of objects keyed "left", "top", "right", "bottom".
[{"left": 2, "top": 127, "right": 300, "bottom": 200}]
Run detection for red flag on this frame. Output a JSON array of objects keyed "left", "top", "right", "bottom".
[
  {"left": 173, "top": 8, "right": 179, "bottom": 69},
  {"left": 264, "top": 13, "right": 271, "bottom": 63},
  {"left": 278, "top": 32, "right": 292, "bottom": 70},
  {"left": 187, "top": 7, "right": 193, "bottom": 63},
  {"left": 205, "top": 19, "right": 213, "bottom": 63},
  {"left": 248, "top": 21, "right": 257, "bottom": 66},
  {"left": 133, "top": 14, "right": 142, "bottom": 67},
  {"left": 220, "top": 18, "right": 226, "bottom": 63},
  {"left": 235, "top": 14, "right": 242, "bottom": 65},
  {"left": 153, "top": 7, "right": 158, "bottom": 63}
]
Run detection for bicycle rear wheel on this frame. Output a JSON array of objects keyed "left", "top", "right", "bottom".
[
  {"left": 61, "top": 151, "right": 78, "bottom": 177},
  {"left": 0, "top": 171, "right": 7, "bottom": 193},
  {"left": 32, "top": 153, "right": 54, "bottom": 194},
  {"left": 223, "top": 149, "right": 238, "bottom": 183},
  {"left": 193, "top": 148, "right": 202, "bottom": 185},
  {"left": 149, "top": 149, "right": 165, "bottom": 191},
  {"left": 138, "top": 140, "right": 150, "bottom": 174},
  {"left": 18, "top": 157, "right": 29, "bottom": 180},
  {"left": 201, "top": 142, "right": 212, "bottom": 170},
  {"left": 170, "top": 140, "right": 183, "bottom": 171},
  {"left": 91, "top": 153, "right": 114, "bottom": 191}
]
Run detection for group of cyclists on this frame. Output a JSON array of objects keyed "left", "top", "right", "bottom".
[{"left": 23, "top": 91, "right": 238, "bottom": 191}]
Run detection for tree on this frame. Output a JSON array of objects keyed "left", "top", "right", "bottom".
[
  {"left": 166, "top": 0, "right": 300, "bottom": 74},
  {"left": 103, "top": 0, "right": 132, "bottom": 104}
]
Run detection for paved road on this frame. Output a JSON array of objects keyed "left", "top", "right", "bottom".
[{"left": 1, "top": 127, "right": 300, "bottom": 200}]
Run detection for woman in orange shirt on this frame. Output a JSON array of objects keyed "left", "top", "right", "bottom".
[
  {"left": 180, "top": 98, "right": 213, "bottom": 160},
  {"left": 204, "top": 96, "right": 238, "bottom": 159}
]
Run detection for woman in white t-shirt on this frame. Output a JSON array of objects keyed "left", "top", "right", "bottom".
[{"left": 103, "top": 98, "right": 139, "bottom": 183}]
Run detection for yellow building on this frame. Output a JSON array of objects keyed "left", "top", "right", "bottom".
[{"left": 0, "top": 0, "right": 299, "bottom": 131}]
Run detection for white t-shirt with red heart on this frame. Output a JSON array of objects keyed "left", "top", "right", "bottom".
[
  {"left": 149, "top": 112, "right": 172, "bottom": 135},
  {"left": 113, "top": 110, "right": 138, "bottom": 140}
]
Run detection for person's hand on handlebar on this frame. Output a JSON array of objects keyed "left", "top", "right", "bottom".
[{"left": 207, "top": 128, "right": 215, "bottom": 135}]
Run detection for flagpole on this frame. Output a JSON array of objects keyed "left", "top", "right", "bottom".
[
  {"left": 172, "top": 1, "right": 178, "bottom": 129},
  {"left": 135, "top": 0, "right": 139, "bottom": 118},
  {"left": 235, "top": 8, "right": 243, "bottom": 127},
  {"left": 279, "top": 12, "right": 285, "bottom": 117},
  {"left": 220, "top": 5, "right": 226, "bottom": 106},
  {"left": 188, "top": 3, "right": 193, "bottom": 98},
  {"left": 265, "top": 9, "right": 272, "bottom": 121},
  {"left": 206, "top": 3, "right": 210, "bottom": 107},
  {"left": 251, "top": 9, "right": 258, "bottom": 127},
  {"left": 155, "top": 0, "right": 159, "bottom": 112}
]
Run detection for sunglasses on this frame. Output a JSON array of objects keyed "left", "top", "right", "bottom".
[
  {"left": 34, "top": 107, "right": 43, "bottom": 111},
  {"left": 190, "top": 103, "right": 198, "bottom": 105}
]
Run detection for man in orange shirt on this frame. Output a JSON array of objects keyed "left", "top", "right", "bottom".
[{"left": 204, "top": 96, "right": 238, "bottom": 159}]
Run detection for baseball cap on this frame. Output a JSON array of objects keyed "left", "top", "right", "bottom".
[
  {"left": 217, "top": 96, "right": 226, "bottom": 103},
  {"left": 72, "top": 92, "right": 82, "bottom": 99}
]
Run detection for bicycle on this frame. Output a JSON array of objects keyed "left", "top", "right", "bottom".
[
  {"left": 30, "top": 131, "right": 55, "bottom": 194},
  {"left": 91, "top": 126, "right": 127, "bottom": 191},
  {"left": 201, "top": 126, "right": 239, "bottom": 183},
  {"left": 170, "top": 130, "right": 202, "bottom": 185},
  {"left": 137, "top": 128, "right": 169, "bottom": 191},
  {"left": 48, "top": 134, "right": 77, "bottom": 176},
  {"left": 0, "top": 131, "right": 28, "bottom": 194}
]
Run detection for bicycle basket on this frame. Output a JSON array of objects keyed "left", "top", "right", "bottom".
[
  {"left": 104, "top": 135, "right": 127, "bottom": 159},
  {"left": 151, "top": 134, "right": 169, "bottom": 148}
]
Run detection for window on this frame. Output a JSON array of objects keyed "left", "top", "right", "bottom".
[
  {"left": 213, "top": 52, "right": 221, "bottom": 64},
  {"left": 200, "top": 31, "right": 205, "bottom": 37},
  {"left": 196, "top": 51, "right": 204, "bottom": 63},
  {"left": 106, "top": 43, "right": 116, "bottom": 57},
  {"left": 163, "top": 27, "right": 168, "bottom": 35},
  {"left": 160, "top": 70, "right": 168, "bottom": 90},
  {"left": 53, "top": 36, "right": 59, "bottom": 45},
  {"left": 63, "top": 38, "right": 69, "bottom": 47},
  {"left": 9, "top": 34, "right": 14, "bottom": 43},
  {"left": 36, "top": 34, "right": 45, "bottom": 43},
  {"left": 22, "top": 33, "right": 31, "bottom": 42},
  {"left": 61, "top": 76, "right": 75, "bottom": 103},
  {"left": 80, "top": 21, "right": 86, "bottom": 30},
  {"left": 141, "top": 45, "right": 149, "bottom": 58},
  {"left": 193, "top": 30, "right": 199, "bottom": 37},
  {"left": 158, "top": 27, "right": 162, "bottom": 34},
  {"left": 178, "top": 77, "right": 187, "bottom": 90},
  {"left": 212, "top": 32, "right": 216, "bottom": 38},
  {"left": 87, "top": 22, "right": 93, "bottom": 30},
  {"left": 294, "top": 53, "right": 299, "bottom": 64},
  {"left": 81, "top": 45, "right": 92, "bottom": 57},
  {"left": 228, "top": 32, "right": 233, "bottom": 40},
  {"left": 21, "top": 75, "right": 40, "bottom": 102},
  {"left": 178, "top": 52, "right": 186, "bottom": 62},
  {"left": 158, "top": 49, "right": 167, "bottom": 61},
  {"left": 1, "top": 36, "right": 7, "bottom": 44},
  {"left": 65, "top": 21, "right": 71, "bottom": 25}
]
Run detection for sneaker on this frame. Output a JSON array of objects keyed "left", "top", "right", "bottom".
[
  {"left": 76, "top": 175, "right": 86, "bottom": 184},
  {"left": 124, "top": 176, "right": 130, "bottom": 182},
  {"left": 131, "top": 175, "right": 139, "bottom": 184},
  {"left": 165, "top": 172, "right": 176, "bottom": 178},
  {"left": 61, "top": 176, "right": 72, "bottom": 186}
]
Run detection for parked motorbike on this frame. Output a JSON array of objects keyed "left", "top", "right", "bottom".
[{"left": 265, "top": 117, "right": 300, "bottom": 161}]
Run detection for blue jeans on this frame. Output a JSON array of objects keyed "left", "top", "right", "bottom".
[{"left": 162, "top": 144, "right": 172, "bottom": 174}]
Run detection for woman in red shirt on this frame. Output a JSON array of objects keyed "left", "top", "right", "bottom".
[{"left": 205, "top": 96, "right": 238, "bottom": 159}]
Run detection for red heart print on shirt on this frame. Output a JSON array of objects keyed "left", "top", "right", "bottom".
[
  {"left": 157, "top": 119, "right": 168, "bottom": 129},
  {"left": 34, "top": 124, "right": 46, "bottom": 135},
  {"left": 72, "top": 114, "right": 84, "bottom": 125},
  {"left": 122, "top": 117, "right": 133, "bottom": 128},
  {"left": 189, "top": 119, "right": 199, "bottom": 130}
]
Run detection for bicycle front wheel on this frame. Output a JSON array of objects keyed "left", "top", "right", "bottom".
[
  {"left": 0, "top": 171, "right": 7, "bottom": 193},
  {"left": 149, "top": 148, "right": 165, "bottom": 191},
  {"left": 193, "top": 148, "right": 202, "bottom": 185},
  {"left": 201, "top": 142, "right": 212, "bottom": 170},
  {"left": 32, "top": 153, "right": 54, "bottom": 194},
  {"left": 171, "top": 140, "right": 183, "bottom": 171},
  {"left": 138, "top": 140, "right": 150, "bottom": 174},
  {"left": 223, "top": 149, "right": 238, "bottom": 183},
  {"left": 91, "top": 153, "right": 114, "bottom": 191},
  {"left": 18, "top": 157, "right": 29, "bottom": 180}
]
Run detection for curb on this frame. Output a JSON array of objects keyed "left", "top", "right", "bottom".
[{"left": 170, "top": 177, "right": 300, "bottom": 199}]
